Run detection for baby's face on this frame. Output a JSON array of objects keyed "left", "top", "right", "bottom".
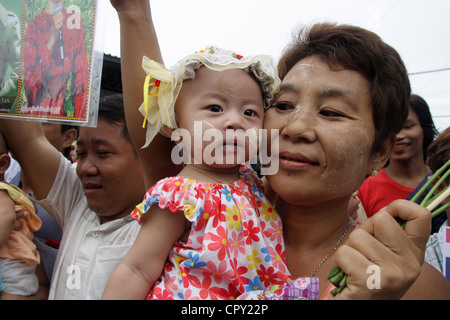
[{"left": 174, "top": 67, "right": 264, "bottom": 166}]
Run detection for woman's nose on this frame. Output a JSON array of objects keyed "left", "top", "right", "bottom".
[
  {"left": 281, "top": 107, "right": 316, "bottom": 142},
  {"left": 395, "top": 129, "right": 407, "bottom": 141}
]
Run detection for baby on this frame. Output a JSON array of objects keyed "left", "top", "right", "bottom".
[
  {"left": 0, "top": 131, "right": 42, "bottom": 298},
  {"left": 103, "top": 47, "right": 318, "bottom": 300}
]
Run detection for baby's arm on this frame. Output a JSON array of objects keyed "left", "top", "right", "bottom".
[
  {"left": 0, "top": 190, "right": 15, "bottom": 249},
  {"left": 102, "top": 206, "right": 187, "bottom": 299}
]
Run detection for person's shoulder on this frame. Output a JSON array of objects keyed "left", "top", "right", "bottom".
[{"left": 46, "top": 156, "right": 84, "bottom": 205}]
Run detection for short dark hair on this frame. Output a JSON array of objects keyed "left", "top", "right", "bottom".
[
  {"left": 278, "top": 23, "right": 411, "bottom": 154},
  {"left": 409, "top": 94, "right": 438, "bottom": 160},
  {"left": 427, "top": 127, "right": 450, "bottom": 183},
  {"left": 61, "top": 124, "right": 79, "bottom": 135},
  {"left": 98, "top": 94, "right": 131, "bottom": 142}
]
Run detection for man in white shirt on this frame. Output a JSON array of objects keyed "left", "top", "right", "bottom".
[{"left": 0, "top": 94, "right": 151, "bottom": 299}]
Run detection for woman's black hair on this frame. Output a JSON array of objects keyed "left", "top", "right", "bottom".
[{"left": 409, "top": 94, "right": 439, "bottom": 160}]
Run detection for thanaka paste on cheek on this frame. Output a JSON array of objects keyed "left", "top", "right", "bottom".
[{"left": 320, "top": 125, "right": 372, "bottom": 195}]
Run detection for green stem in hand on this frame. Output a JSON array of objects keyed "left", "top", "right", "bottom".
[
  {"left": 327, "top": 160, "right": 450, "bottom": 296},
  {"left": 410, "top": 159, "right": 450, "bottom": 204}
]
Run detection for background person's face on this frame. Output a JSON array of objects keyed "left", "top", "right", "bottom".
[
  {"left": 76, "top": 118, "right": 145, "bottom": 222},
  {"left": 390, "top": 108, "right": 424, "bottom": 162}
]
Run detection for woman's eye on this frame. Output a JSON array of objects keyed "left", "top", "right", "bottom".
[
  {"left": 320, "top": 109, "right": 345, "bottom": 118},
  {"left": 272, "top": 103, "right": 293, "bottom": 111},
  {"left": 208, "top": 105, "right": 223, "bottom": 113}
]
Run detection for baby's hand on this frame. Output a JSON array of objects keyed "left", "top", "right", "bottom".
[{"left": 13, "top": 206, "right": 29, "bottom": 231}]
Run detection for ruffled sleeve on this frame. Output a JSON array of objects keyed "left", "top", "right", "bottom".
[{"left": 131, "top": 177, "right": 223, "bottom": 225}]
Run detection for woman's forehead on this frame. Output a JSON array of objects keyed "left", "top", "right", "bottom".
[{"left": 282, "top": 57, "right": 371, "bottom": 102}]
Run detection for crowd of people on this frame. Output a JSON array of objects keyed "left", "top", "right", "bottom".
[{"left": 0, "top": 0, "right": 449, "bottom": 300}]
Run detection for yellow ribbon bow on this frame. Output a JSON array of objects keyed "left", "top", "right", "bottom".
[
  {"left": 140, "top": 57, "right": 178, "bottom": 148},
  {"left": 142, "top": 76, "right": 160, "bottom": 128}
]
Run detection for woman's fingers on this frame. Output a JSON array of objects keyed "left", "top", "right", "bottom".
[{"left": 333, "top": 201, "right": 431, "bottom": 299}]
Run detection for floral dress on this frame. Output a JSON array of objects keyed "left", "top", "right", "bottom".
[{"left": 131, "top": 165, "right": 319, "bottom": 300}]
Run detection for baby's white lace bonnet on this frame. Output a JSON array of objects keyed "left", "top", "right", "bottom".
[{"left": 139, "top": 46, "right": 280, "bottom": 148}]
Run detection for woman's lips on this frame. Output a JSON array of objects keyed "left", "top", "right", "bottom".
[
  {"left": 393, "top": 143, "right": 409, "bottom": 152},
  {"left": 279, "top": 152, "right": 319, "bottom": 170}
]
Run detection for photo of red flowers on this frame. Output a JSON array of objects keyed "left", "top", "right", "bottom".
[{"left": 0, "top": 0, "right": 100, "bottom": 126}]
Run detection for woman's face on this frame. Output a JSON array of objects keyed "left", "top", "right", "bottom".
[
  {"left": 390, "top": 108, "right": 424, "bottom": 162},
  {"left": 264, "top": 56, "right": 379, "bottom": 206}
]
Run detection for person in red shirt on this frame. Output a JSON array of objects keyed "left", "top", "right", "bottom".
[
  {"left": 23, "top": 0, "right": 88, "bottom": 119},
  {"left": 358, "top": 95, "right": 440, "bottom": 228}
]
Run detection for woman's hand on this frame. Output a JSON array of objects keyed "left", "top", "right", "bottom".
[{"left": 334, "top": 200, "right": 430, "bottom": 299}]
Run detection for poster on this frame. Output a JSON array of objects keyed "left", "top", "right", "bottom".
[{"left": 0, "top": 0, "right": 104, "bottom": 127}]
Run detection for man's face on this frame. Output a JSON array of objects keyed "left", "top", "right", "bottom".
[{"left": 76, "top": 118, "right": 145, "bottom": 223}]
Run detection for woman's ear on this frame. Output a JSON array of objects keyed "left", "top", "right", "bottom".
[
  {"left": 0, "top": 153, "right": 11, "bottom": 176},
  {"left": 369, "top": 134, "right": 396, "bottom": 176}
]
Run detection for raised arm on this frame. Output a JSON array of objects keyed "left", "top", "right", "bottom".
[
  {"left": 110, "top": 0, "right": 181, "bottom": 189},
  {"left": 0, "top": 119, "right": 61, "bottom": 200}
]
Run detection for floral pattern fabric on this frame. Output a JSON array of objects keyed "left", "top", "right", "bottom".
[
  {"left": 237, "top": 277, "right": 320, "bottom": 300},
  {"left": 131, "top": 165, "right": 301, "bottom": 300}
]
